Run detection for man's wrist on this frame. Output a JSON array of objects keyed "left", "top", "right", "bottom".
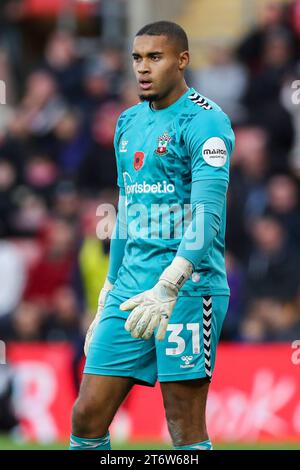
[
  {"left": 98, "top": 278, "right": 114, "bottom": 308},
  {"left": 159, "top": 256, "right": 193, "bottom": 291}
]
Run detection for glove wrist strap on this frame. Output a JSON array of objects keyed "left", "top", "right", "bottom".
[
  {"left": 159, "top": 256, "right": 193, "bottom": 291},
  {"left": 98, "top": 278, "right": 114, "bottom": 306}
]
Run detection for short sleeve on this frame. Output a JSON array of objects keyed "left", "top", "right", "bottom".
[{"left": 185, "top": 111, "right": 235, "bottom": 183}]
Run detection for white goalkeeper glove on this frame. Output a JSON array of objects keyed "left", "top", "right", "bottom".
[
  {"left": 84, "top": 278, "right": 114, "bottom": 356},
  {"left": 120, "top": 257, "right": 193, "bottom": 341}
]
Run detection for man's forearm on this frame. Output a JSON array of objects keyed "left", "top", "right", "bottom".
[
  {"left": 177, "top": 179, "right": 227, "bottom": 269},
  {"left": 107, "top": 190, "right": 127, "bottom": 284}
]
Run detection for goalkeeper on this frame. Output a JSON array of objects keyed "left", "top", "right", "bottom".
[{"left": 70, "top": 21, "right": 235, "bottom": 451}]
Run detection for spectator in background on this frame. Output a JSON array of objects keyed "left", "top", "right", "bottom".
[
  {"left": 264, "top": 174, "right": 300, "bottom": 245},
  {"left": 239, "top": 296, "right": 300, "bottom": 342},
  {"left": 10, "top": 189, "right": 48, "bottom": 237},
  {"left": 237, "top": 1, "right": 298, "bottom": 73},
  {"left": 267, "top": 297, "right": 300, "bottom": 340},
  {"left": 0, "top": 158, "right": 49, "bottom": 239},
  {"left": 227, "top": 126, "right": 269, "bottom": 261},
  {"left": 43, "top": 30, "right": 84, "bottom": 105},
  {"left": 43, "top": 286, "right": 82, "bottom": 343},
  {"left": 244, "top": 29, "right": 294, "bottom": 103},
  {"left": 81, "top": 59, "right": 114, "bottom": 120},
  {"left": 242, "top": 30, "right": 295, "bottom": 172},
  {"left": 78, "top": 101, "right": 120, "bottom": 193},
  {"left": 21, "top": 70, "right": 67, "bottom": 142},
  {"left": 23, "top": 218, "right": 77, "bottom": 308},
  {"left": 192, "top": 43, "right": 248, "bottom": 125},
  {"left": 239, "top": 298, "right": 284, "bottom": 342},
  {"left": 0, "top": 302, "right": 44, "bottom": 341},
  {"left": 246, "top": 215, "right": 300, "bottom": 303},
  {"left": 93, "top": 45, "right": 125, "bottom": 95},
  {"left": 0, "top": 106, "right": 33, "bottom": 175},
  {"left": 24, "top": 154, "right": 59, "bottom": 205},
  {"left": 52, "top": 180, "right": 80, "bottom": 225},
  {"left": 51, "top": 110, "right": 90, "bottom": 177}
]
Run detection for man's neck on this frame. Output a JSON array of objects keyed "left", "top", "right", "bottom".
[{"left": 151, "top": 82, "right": 189, "bottom": 110}]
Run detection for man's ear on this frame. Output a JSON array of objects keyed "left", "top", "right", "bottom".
[{"left": 178, "top": 51, "right": 190, "bottom": 71}]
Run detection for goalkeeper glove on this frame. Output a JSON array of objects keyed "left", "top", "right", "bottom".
[
  {"left": 120, "top": 256, "right": 193, "bottom": 341},
  {"left": 84, "top": 278, "right": 114, "bottom": 356}
]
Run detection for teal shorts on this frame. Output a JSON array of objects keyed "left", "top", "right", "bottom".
[{"left": 84, "top": 291, "right": 229, "bottom": 386}]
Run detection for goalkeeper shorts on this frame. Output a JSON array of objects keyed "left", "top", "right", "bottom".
[{"left": 84, "top": 291, "right": 229, "bottom": 386}]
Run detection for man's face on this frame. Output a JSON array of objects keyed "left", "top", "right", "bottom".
[{"left": 132, "top": 34, "right": 187, "bottom": 102}]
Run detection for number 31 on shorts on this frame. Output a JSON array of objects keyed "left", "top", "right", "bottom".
[{"left": 165, "top": 323, "right": 200, "bottom": 356}]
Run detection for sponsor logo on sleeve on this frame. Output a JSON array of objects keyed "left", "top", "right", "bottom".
[{"left": 202, "top": 137, "right": 227, "bottom": 167}]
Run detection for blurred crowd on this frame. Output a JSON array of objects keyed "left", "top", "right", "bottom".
[
  {"left": 0, "top": 18, "right": 138, "bottom": 359},
  {"left": 195, "top": 0, "right": 300, "bottom": 342},
  {"left": 1, "top": 0, "right": 300, "bottom": 362}
]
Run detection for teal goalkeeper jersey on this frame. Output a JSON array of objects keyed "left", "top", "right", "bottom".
[{"left": 112, "top": 87, "right": 235, "bottom": 297}]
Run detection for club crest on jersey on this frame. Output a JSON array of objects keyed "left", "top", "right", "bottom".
[
  {"left": 134, "top": 151, "right": 145, "bottom": 171},
  {"left": 155, "top": 132, "right": 172, "bottom": 156}
]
